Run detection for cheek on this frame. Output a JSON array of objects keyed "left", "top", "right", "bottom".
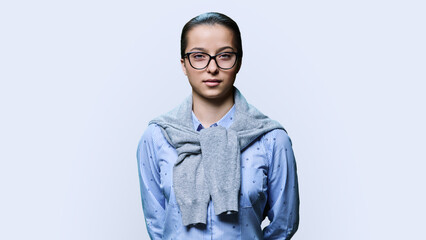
[
  {"left": 224, "top": 71, "right": 238, "bottom": 81},
  {"left": 188, "top": 68, "right": 202, "bottom": 77},
  {"left": 186, "top": 70, "right": 201, "bottom": 84}
]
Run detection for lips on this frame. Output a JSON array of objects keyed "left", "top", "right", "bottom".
[
  {"left": 203, "top": 79, "right": 221, "bottom": 83},
  {"left": 203, "top": 79, "right": 222, "bottom": 87}
]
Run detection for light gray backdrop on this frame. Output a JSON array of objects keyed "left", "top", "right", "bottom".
[{"left": 1, "top": 1, "right": 425, "bottom": 239}]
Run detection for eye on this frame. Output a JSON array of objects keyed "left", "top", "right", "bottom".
[
  {"left": 191, "top": 53, "right": 207, "bottom": 60},
  {"left": 218, "top": 53, "right": 232, "bottom": 59}
]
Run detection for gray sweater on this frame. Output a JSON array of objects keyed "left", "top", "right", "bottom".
[{"left": 149, "top": 87, "right": 285, "bottom": 226}]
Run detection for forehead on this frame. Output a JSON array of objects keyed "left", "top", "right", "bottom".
[{"left": 185, "top": 24, "right": 236, "bottom": 51}]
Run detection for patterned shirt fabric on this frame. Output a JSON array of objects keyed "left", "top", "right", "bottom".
[{"left": 137, "top": 104, "right": 299, "bottom": 240}]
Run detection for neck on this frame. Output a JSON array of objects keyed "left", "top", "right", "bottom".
[{"left": 192, "top": 88, "right": 234, "bottom": 128}]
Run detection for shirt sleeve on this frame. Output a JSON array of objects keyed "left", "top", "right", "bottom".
[
  {"left": 263, "top": 129, "right": 300, "bottom": 240},
  {"left": 136, "top": 124, "right": 166, "bottom": 240}
]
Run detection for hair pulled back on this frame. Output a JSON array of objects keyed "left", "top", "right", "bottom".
[{"left": 180, "top": 12, "right": 243, "bottom": 60}]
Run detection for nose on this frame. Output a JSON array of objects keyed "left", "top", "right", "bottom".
[{"left": 206, "top": 57, "right": 219, "bottom": 74}]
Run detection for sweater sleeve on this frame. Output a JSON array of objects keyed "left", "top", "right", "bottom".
[
  {"left": 136, "top": 124, "right": 166, "bottom": 240},
  {"left": 263, "top": 129, "right": 300, "bottom": 240}
]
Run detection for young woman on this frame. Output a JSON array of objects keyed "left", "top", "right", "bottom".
[{"left": 137, "top": 12, "right": 299, "bottom": 240}]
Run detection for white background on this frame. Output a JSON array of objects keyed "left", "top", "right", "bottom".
[{"left": 1, "top": 1, "right": 425, "bottom": 239}]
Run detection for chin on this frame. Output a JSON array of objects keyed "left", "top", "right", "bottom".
[
  {"left": 198, "top": 91, "right": 222, "bottom": 99},
  {"left": 195, "top": 87, "right": 233, "bottom": 100}
]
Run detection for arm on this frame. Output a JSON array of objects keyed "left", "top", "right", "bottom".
[
  {"left": 136, "top": 124, "right": 166, "bottom": 240},
  {"left": 263, "top": 129, "right": 300, "bottom": 240}
]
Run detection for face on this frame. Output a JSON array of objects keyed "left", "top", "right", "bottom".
[{"left": 181, "top": 24, "right": 241, "bottom": 101}]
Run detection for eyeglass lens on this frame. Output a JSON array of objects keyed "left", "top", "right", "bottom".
[{"left": 188, "top": 52, "right": 237, "bottom": 69}]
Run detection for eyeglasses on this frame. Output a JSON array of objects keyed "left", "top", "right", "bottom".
[{"left": 183, "top": 51, "right": 239, "bottom": 70}]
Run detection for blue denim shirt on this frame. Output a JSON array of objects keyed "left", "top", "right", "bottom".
[{"left": 137, "top": 105, "right": 299, "bottom": 239}]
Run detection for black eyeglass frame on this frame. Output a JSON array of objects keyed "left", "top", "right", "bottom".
[{"left": 183, "top": 51, "right": 240, "bottom": 70}]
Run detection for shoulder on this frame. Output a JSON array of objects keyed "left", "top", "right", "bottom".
[
  {"left": 138, "top": 123, "right": 170, "bottom": 151},
  {"left": 261, "top": 128, "right": 293, "bottom": 153}
]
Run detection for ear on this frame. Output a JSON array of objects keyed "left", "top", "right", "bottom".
[{"left": 181, "top": 58, "right": 188, "bottom": 76}]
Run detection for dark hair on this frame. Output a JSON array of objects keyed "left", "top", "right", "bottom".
[{"left": 180, "top": 12, "right": 243, "bottom": 60}]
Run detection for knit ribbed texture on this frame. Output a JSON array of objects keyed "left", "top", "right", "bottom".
[{"left": 148, "top": 87, "right": 285, "bottom": 226}]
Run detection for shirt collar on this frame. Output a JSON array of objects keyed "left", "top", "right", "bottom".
[{"left": 191, "top": 104, "right": 235, "bottom": 131}]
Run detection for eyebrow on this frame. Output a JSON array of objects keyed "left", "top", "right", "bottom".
[{"left": 189, "top": 46, "right": 235, "bottom": 52}]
